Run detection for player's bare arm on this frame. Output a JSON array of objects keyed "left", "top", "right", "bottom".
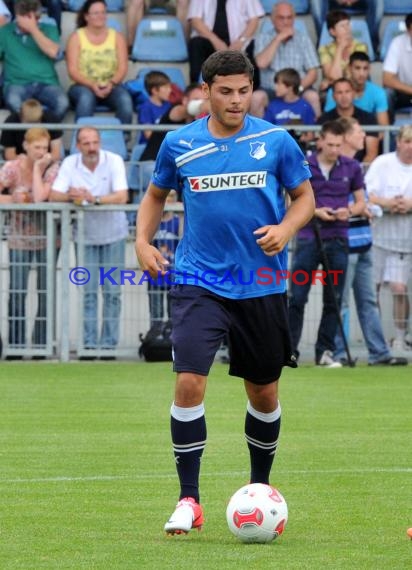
[
  {"left": 254, "top": 180, "right": 315, "bottom": 256},
  {"left": 135, "top": 183, "right": 171, "bottom": 277}
]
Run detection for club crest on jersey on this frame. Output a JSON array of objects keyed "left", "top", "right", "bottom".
[{"left": 249, "top": 141, "right": 266, "bottom": 160}]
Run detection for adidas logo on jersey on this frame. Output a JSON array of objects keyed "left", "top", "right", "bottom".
[{"left": 188, "top": 171, "right": 267, "bottom": 192}]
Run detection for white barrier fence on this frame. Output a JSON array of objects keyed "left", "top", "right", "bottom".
[{"left": 0, "top": 203, "right": 411, "bottom": 362}]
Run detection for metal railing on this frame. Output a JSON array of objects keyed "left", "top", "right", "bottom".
[
  {"left": 0, "top": 203, "right": 183, "bottom": 361},
  {"left": 1, "top": 203, "right": 411, "bottom": 362}
]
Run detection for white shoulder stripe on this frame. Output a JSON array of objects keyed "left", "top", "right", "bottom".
[
  {"left": 235, "top": 127, "right": 285, "bottom": 143},
  {"left": 176, "top": 146, "right": 219, "bottom": 167},
  {"left": 175, "top": 142, "right": 216, "bottom": 164}
]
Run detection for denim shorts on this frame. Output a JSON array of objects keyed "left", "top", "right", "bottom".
[{"left": 169, "top": 284, "right": 295, "bottom": 384}]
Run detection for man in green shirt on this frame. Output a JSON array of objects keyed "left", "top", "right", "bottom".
[{"left": 0, "top": 0, "right": 68, "bottom": 121}]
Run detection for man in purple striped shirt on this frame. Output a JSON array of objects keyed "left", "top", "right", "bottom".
[{"left": 288, "top": 120, "right": 365, "bottom": 367}]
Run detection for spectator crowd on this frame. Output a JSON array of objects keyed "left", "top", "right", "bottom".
[{"left": 0, "top": 0, "right": 411, "bottom": 363}]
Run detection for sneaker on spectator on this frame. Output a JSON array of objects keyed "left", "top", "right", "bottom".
[
  {"left": 391, "top": 339, "right": 409, "bottom": 352},
  {"left": 164, "top": 497, "right": 204, "bottom": 535},
  {"left": 317, "top": 350, "right": 343, "bottom": 368},
  {"left": 368, "top": 356, "right": 408, "bottom": 366},
  {"left": 338, "top": 356, "right": 358, "bottom": 367}
]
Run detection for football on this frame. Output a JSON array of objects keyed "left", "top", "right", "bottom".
[{"left": 226, "top": 483, "right": 288, "bottom": 543}]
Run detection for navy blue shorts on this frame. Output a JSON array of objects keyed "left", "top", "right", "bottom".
[{"left": 169, "top": 285, "right": 296, "bottom": 384}]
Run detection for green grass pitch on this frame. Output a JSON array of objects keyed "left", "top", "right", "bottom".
[{"left": 1, "top": 362, "right": 411, "bottom": 569}]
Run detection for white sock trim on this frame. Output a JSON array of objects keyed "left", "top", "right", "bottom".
[
  {"left": 247, "top": 401, "right": 281, "bottom": 423},
  {"left": 171, "top": 402, "right": 205, "bottom": 422}
]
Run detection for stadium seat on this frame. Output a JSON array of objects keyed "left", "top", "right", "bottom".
[
  {"left": 260, "top": 0, "right": 309, "bottom": 14},
  {"left": 394, "top": 116, "right": 412, "bottom": 127},
  {"left": 70, "top": 116, "right": 128, "bottom": 159},
  {"left": 127, "top": 143, "right": 147, "bottom": 192},
  {"left": 383, "top": 0, "right": 411, "bottom": 14},
  {"left": 127, "top": 143, "right": 153, "bottom": 224},
  {"left": 319, "top": 19, "right": 375, "bottom": 60},
  {"left": 380, "top": 19, "right": 406, "bottom": 60},
  {"left": 107, "top": 17, "right": 123, "bottom": 33},
  {"left": 39, "top": 15, "right": 57, "bottom": 26},
  {"left": 66, "top": 0, "right": 124, "bottom": 11},
  {"left": 136, "top": 66, "right": 187, "bottom": 96},
  {"left": 131, "top": 16, "right": 188, "bottom": 62}
]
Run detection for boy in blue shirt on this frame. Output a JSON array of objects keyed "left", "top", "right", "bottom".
[
  {"left": 137, "top": 70, "right": 172, "bottom": 144},
  {"left": 264, "top": 67, "right": 316, "bottom": 127},
  {"left": 264, "top": 68, "right": 316, "bottom": 149}
]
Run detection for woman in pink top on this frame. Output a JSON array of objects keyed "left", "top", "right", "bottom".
[{"left": 0, "top": 127, "right": 59, "bottom": 355}]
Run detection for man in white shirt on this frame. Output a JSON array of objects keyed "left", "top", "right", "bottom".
[
  {"left": 365, "top": 125, "right": 412, "bottom": 352},
  {"left": 251, "top": 1, "right": 320, "bottom": 118},
  {"left": 50, "top": 127, "right": 129, "bottom": 359},
  {"left": 186, "top": 0, "right": 264, "bottom": 83},
  {"left": 383, "top": 13, "right": 412, "bottom": 115}
]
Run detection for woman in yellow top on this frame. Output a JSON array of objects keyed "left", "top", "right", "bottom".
[
  {"left": 66, "top": 0, "right": 133, "bottom": 125},
  {"left": 318, "top": 10, "right": 368, "bottom": 92}
]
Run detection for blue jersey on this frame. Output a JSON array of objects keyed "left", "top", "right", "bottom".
[{"left": 151, "top": 114, "right": 311, "bottom": 299}]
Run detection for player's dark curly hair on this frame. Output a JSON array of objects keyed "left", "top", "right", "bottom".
[{"left": 201, "top": 50, "right": 254, "bottom": 87}]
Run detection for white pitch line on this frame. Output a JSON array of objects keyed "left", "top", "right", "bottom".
[{"left": 1, "top": 467, "right": 412, "bottom": 485}]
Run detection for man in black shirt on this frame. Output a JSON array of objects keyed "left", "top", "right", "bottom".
[
  {"left": 0, "top": 98, "right": 63, "bottom": 160},
  {"left": 318, "top": 78, "right": 379, "bottom": 163}
]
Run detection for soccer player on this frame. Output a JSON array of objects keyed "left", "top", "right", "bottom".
[{"left": 135, "top": 50, "right": 315, "bottom": 535}]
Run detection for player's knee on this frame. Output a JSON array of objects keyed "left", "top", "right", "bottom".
[
  {"left": 175, "top": 372, "right": 206, "bottom": 406},
  {"left": 246, "top": 382, "right": 279, "bottom": 413}
]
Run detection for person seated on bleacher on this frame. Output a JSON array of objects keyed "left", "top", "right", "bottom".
[
  {"left": 318, "top": 9, "right": 367, "bottom": 94},
  {"left": 318, "top": 77, "right": 379, "bottom": 164},
  {"left": 126, "top": 0, "right": 189, "bottom": 51},
  {"left": 311, "top": 1, "right": 383, "bottom": 55},
  {"left": 323, "top": 51, "right": 389, "bottom": 128},
  {"left": 0, "top": 98, "right": 63, "bottom": 160},
  {"left": 140, "top": 82, "right": 209, "bottom": 162},
  {"left": 0, "top": 0, "right": 69, "bottom": 123},
  {"left": 250, "top": 2, "right": 321, "bottom": 119},
  {"left": 137, "top": 82, "right": 208, "bottom": 195},
  {"left": 66, "top": 0, "right": 133, "bottom": 126},
  {"left": 137, "top": 70, "right": 172, "bottom": 144},
  {"left": 263, "top": 68, "right": 316, "bottom": 151},
  {"left": 4, "top": 1, "right": 62, "bottom": 31},
  {"left": 186, "top": 0, "right": 264, "bottom": 84},
  {"left": 383, "top": 12, "right": 412, "bottom": 117}
]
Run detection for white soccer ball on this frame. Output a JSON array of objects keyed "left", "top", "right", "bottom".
[{"left": 226, "top": 483, "right": 288, "bottom": 543}]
